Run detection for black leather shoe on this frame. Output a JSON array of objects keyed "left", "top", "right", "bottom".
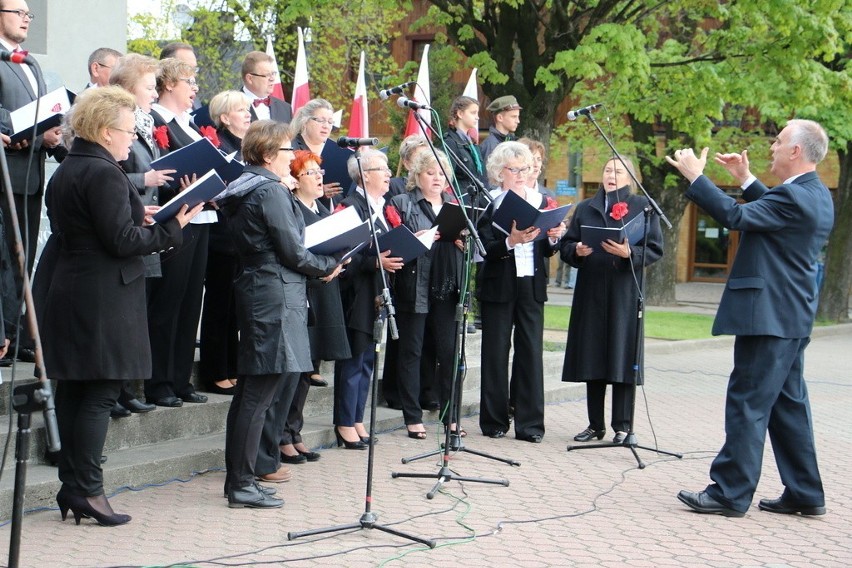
[
  {"left": 758, "top": 496, "right": 825, "bottom": 516},
  {"left": 308, "top": 375, "right": 328, "bottom": 387},
  {"left": 16, "top": 348, "right": 36, "bottom": 363},
  {"left": 205, "top": 382, "right": 236, "bottom": 395},
  {"left": 122, "top": 398, "right": 156, "bottom": 413},
  {"left": 574, "top": 427, "right": 605, "bottom": 442},
  {"left": 228, "top": 484, "right": 284, "bottom": 509},
  {"left": 225, "top": 483, "right": 277, "bottom": 498},
  {"left": 0, "top": 357, "right": 12, "bottom": 367},
  {"left": 280, "top": 452, "right": 307, "bottom": 465},
  {"left": 296, "top": 449, "right": 321, "bottom": 462},
  {"left": 181, "top": 392, "right": 208, "bottom": 404},
  {"left": 677, "top": 490, "right": 745, "bottom": 518},
  {"left": 151, "top": 396, "right": 183, "bottom": 408},
  {"left": 110, "top": 403, "right": 132, "bottom": 418},
  {"left": 612, "top": 431, "right": 627, "bottom": 445},
  {"left": 517, "top": 434, "right": 543, "bottom": 443},
  {"left": 485, "top": 430, "right": 506, "bottom": 439}
]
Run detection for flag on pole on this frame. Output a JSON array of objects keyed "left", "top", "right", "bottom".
[
  {"left": 265, "top": 36, "right": 285, "bottom": 101},
  {"left": 348, "top": 51, "right": 369, "bottom": 138},
  {"left": 291, "top": 27, "right": 310, "bottom": 114},
  {"left": 404, "top": 44, "right": 431, "bottom": 139},
  {"left": 462, "top": 68, "right": 479, "bottom": 142}
]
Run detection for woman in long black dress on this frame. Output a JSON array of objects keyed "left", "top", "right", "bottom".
[
  {"left": 279, "top": 149, "right": 350, "bottom": 464},
  {"left": 559, "top": 157, "right": 663, "bottom": 444}
]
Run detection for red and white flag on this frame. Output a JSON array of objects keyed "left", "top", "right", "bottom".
[
  {"left": 291, "top": 27, "right": 310, "bottom": 114},
  {"left": 265, "top": 36, "right": 285, "bottom": 101},
  {"left": 348, "top": 51, "right": 369, "bottom": 138},
  {"left": 462, "top": 68, "right": 479, "bottom": 142},
  {"left": 404, "top": 44, "right": 431, "bottom": 139}
]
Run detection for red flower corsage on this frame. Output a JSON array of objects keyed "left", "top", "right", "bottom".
[
  {"left": 610, "top": 202, "right": 628, "bottom": 221},
  {"left": 384, "top": 205, "right": 402, "bottom": 228},
  {"left": 333, "top": 203, "right": 348, "bottom": 214},
  {"left": 199, "top": 125, "right": 220, "bottom": 148},
  {"left": 543, "top": 196, "right": 558, "bottom": 210},
  {"left": 153, "top": 125, "right": 170, "bottom": 149}
]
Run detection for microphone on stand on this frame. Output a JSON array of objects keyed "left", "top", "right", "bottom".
[
  {"left": 378, "top": 81, "right": 415, "bottom": 100},
  {"left": 567, "top": 103, "right": 604, "bottom": 121},
  {"left": 397, "top": 97, "right": 431, "bottom": 111},
  {"left": 337, "top": 136, "right": 379, "bottom": 148}
]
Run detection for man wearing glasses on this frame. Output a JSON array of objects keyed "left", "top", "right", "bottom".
[
  {"left": 241, "top": 51, "right": 292, "bottom": 124},
  {"left": 0, "top": 0, "right": 66, "bottom": 364},
  {"left": 84, "top": 47, "right": 122, "bottom": 89}
]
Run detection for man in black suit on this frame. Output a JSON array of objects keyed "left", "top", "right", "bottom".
[
  {"left": 240, "top": 51, "right": 292, "bottom": 124},
  {"left": 0, "top": 0, "right": 66, "bottom": 361},
  {"left": 84, "top": 47, "right": 122, "bottom": 89},
  {"left": 667, "top": 119, "right": 833, "bottom": 518}
]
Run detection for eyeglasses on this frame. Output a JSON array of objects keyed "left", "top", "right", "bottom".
[
  {"left": 279, "top": 147, "right": 295, "bottom": 152},
  {"left": 299, "top": 168, "right": 325, "bottom": 177},
  {"left": 364, "top": 167, "right": 391, "bottom": 174},
  {"left": 0, "top": 9, "right": 35, "bottom": 20},
  {"left": 308, "top": 117, "right": 334, "bottom": 125},
  {"left": 179, "top": 77, "right": 198, "bottom": 87},
  {"left": 248, "top": 71, "right": 278, "bottom": 80},
  {"left": 110, "top": 127, "right": 138, "bottom": 138},
  {"left": 504, "top": 166, "right": 530, "bottom": 175}
]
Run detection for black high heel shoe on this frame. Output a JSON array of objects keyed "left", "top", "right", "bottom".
[
  {"left": 335, "top": 428, "right": 367, "bottom": 450},
  {"left": 66, "top": 493, "right": 131, "bottom": 526},
  {"left": 56, "top": 488, "right": 81, "bottom": 522},
  {"left": 360, "top": 435, "right": 379, "bottom": 445}
]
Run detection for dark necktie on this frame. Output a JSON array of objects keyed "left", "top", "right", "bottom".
[{"left": 253, "top": 97, "right": 271, "bottom": 107}]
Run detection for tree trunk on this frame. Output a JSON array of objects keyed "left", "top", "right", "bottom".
[{"left": 817, "top": 140, "right": 852, "bottom": 322}]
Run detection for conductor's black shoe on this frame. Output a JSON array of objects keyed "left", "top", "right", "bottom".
[
  {"left": 758, "top": 496, "right": 825, "bottom": 516},
  {"left": 122, "top": 398, "right": 156, "bottom": 413},
  {"left": 517, "top": 434, "right": 542, "bottom": 443},
  {"left": 484, "top": 430, "right": 506, "bottom": 439},
  {"left": 677, "top": 490, "right": 745, "bottom": 518},
  {"left": 574, "top": 427, "right": 605, "bottom": 442},
  {"left": 110, "top": 403, "right": 132, "bottom": 418},
  {"left": 16, "top": 348, "right": 36, "bottom": 363},
  {"left": 612, "top": 431, "right": 627, "bottom": 445}
]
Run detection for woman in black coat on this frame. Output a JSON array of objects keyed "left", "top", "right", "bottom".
[
  {"left": 477, "top": 142, "right": 563, "bottom": 443},
  {"left": 279, "top": 150, "right": 352, "bottom": 464},
  {"left": 387, "top": 150, "right": 463, "bottom": 438},
  {"left": 559, "top": 157, "right": 664, "bottom": 444},
  {"left": 45, "top": 87, "right": 199, "bottom": 526},
  {"left": 198, "top": 90, "right": 252, "bottom": 395},
  {"left": 217, "top": 121, "right": 340, "bottom": 507}
]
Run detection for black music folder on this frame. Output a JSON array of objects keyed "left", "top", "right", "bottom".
[
  {"left": 152, "top": 170, "right": 225, "bottom": 223},
  {"left": 490, "top": 190, "right": 571, "bottom": 241}
]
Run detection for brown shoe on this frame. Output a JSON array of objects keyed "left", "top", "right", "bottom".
[{"left": 255, "top": 465, "right": 292, "bottom": 483}]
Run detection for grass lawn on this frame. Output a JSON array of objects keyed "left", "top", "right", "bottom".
[{"left": 544, "top": 305, "right": 715, "bottom": 341}]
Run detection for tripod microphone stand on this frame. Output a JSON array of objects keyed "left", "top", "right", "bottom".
[
  {"left": 564, "top": 110, "right": 681, "bottom": 468},
  {"left": 289, "top": 149, "right": 434, "bottom": 547},
  {"left": 389, "top": 110, "right": 517, "bottom": 499}
]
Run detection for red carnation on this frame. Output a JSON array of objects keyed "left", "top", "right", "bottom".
[
  {"left": 610, "top": 201, "right": 628, "bottom": 221},
  {"left": 153, "top": 125, "right": 170, "bottom": 149},
  {"left": 384, "top": 205, "right": 402, "bottom": 228},
  {"left": 200, "top": 125, "right": 220, "bottom": 148},
  {"left": 543, "top": 196, "right": 558, "bottom": 210},
  {"left": 333, "top": 203, "right": 348, "bottom": 214}
]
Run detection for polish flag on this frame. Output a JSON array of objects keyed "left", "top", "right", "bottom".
[
  {"left": 347, "top": 51, "right": 368, "bottom": 138},
  {"left": 291, "top": 27, "right": 310, "bottom": 114},
  {"left": 265, "top": 36, "right": 285, "bottom": 101},
  {"left": 404, "top": 44, "right": 431, "bottom": 139},
  {"left": 462, "top": 68, "right": 479, "bottom": 142}
]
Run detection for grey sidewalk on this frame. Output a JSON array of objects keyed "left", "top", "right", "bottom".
[{"left": 0, "top": 322, "right": 849, "bottom": 566}]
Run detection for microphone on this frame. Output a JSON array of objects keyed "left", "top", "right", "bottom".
[
  {"left": 397, "top": 97, "right": 430, "bottom": 111},
  {"left": 0, "top": 50, "right": 34, "bottom": 65},
  {"left": 378, "top": 81, "right": 415, "bottom": 100},
  {"left": 337, "top": 136, "right": 379, "bottom": 148},
  {"left": 567, "top": 102, "right": 604, "bottom": 121}
]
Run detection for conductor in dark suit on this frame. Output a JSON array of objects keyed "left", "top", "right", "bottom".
[
  {"left": 0, "top": 2, "right": 66, "bottom": 358},
  {"left": 667, "top": 119, "right": 833, "bottom": 518}
]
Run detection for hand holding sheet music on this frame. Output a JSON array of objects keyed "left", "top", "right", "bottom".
[{"left": 580, "top": 214, "right": 646, "bottom": 256}]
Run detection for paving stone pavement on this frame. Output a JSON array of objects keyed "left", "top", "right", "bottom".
[{"left": 0, "top": 323, "right": 849, "bottom": 567}]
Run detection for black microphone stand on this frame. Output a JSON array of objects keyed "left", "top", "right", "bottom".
[
  {"left": 1, "top": 75, "right": 61, "bottom": 568},
  {"left": 390, "top": 110, "right": 516, "bottom": 499},
  {"left": 289, "top": 149, "right": 434, "bottom": 547},
  {"left": 564, "top": 110, "right": 681, "bottom": 468}
]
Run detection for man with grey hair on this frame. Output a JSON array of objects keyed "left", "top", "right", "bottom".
[
  {"left": 667, "top": 119, "right": 832, "bottom": 518},
  {"left": 85, "top": 47, "right": 122, "bottom": 88}
]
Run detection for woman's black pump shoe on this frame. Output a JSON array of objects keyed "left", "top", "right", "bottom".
[{"left": 335, "top": 428, "right": 367, "bottom": 450}]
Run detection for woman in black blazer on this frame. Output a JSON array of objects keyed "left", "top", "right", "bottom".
[
  {"left": 476, "top": 142, "right": 563, "bottom": 443},
  {"left": 45, "top": 87, "right": 200, "bottom": 526}
]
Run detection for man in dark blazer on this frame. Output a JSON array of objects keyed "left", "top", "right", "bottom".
[
  {"left": 0, "top": 1, "right": 66, "bottom": 360},
  {"left": 667, "top": 119, "right": 833, "bottom": 518}
]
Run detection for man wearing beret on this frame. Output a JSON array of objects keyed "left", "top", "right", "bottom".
[{"left": 479, "top": 95, "right": 522, "bottom": 164}]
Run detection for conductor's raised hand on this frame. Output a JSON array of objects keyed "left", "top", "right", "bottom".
[
  {"left": 378, "top": 249, "right": 404, "bottom": 272},
  {"left": 714, "top": 150, "right": 751, "bottom": 185},
  {"left": 665, "top": 147, "right": 709, "bottom": 183},
  {"left": 174, "top": 202, "right": 205, "bottom": 228}
]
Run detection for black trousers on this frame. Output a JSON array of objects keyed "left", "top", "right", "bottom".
[
  {"left": 585, "top": 381, "right": 632, "bottom": 433},
  {"left": 256, "top": 371, "right": 300, "bottom": 475},
  {"left": 145, "top": 224, "right": 208, "bottom": 401},
  {"left": 280, "top": 373, "right": 310, "bottom": 446},
  {"left": 55, "top": 380, "right": 122, "bottom": 496},
  {"left": 199, "top": 248, "right": 239, "bottom": 386},
  {"left": 0, "top": 192, "right": 41, "bottom": 348},
  {"left": 225, "top": 373, "right": 283, "bottom": 491},
  {"left": 479, "top": 277, "right": 545, "bottom": 439}
]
